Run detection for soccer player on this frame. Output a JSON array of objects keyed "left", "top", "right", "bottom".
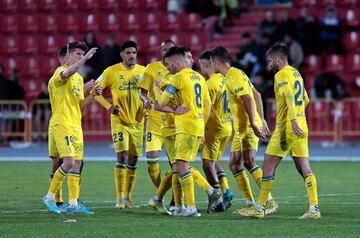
[
  {"left": 239, "top": 43, "right": 320, "bottom": 219},
  {"left": 198, "top": 50, "right": 234, "bottom": 209},
  {"left": 95, "top": 40, "right": 145, "bottom": 209},
  {"left": 42, "top": 41, "right": 101, "bottom": 214},
  {"left": 139, "top": 39, "right": 176, "bottom": 188},
  {"left": 210, "top": 46, "right": 278, "bottom": 214},
  {"left": 154, "top": 47, "right": 222, "bottom": 216}
]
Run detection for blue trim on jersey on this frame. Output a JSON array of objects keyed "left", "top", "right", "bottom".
[{"left": 165, "top": 84, "right": 177, "bottom": 95}]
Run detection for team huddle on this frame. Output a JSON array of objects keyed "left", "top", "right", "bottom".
[{"left": 41, "top": 39, "right": 320, "bottom": 219}]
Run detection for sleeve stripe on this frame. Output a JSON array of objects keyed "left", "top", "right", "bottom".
[{"left": 165, "top": 84, "right": 177, "bottom": 95}]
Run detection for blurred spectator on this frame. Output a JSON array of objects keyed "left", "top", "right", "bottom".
[
  {"left": 32, "top": 82, "right": 51, "bottom": 143},
  {"left": 319, "top": 5, "right": 343, "bottom": 54},
  {"left": 253, "top": 33, "right": 273, "bottom": 76},
  {"left": 277, "top": 9, "right": 297, "bottom": 41},
  {"left": 257, "top": 10, "right": 279, "bottom": 42},
  {"left": 0, "top": 66, "right": 8, "bottom": 100},
  {"left": 101, "top": 34, "right": 121, "bottom": 71},
  {"left": 82, "top": 31, "right": 101, "bottom": 78},
  {"left": 296, "top": 7, "right": 320, "bottom": 55},
  {"left": 168, "top": 0, "right": 185, "bottom": 13},
  {"left": 236, "top": 32, "right": 258, "bottom": 76},
  {"left": 314, "top": 72, "right": 344, "bottom": 100},
  {"left": 7, "top": 69, "right": 24, "bottom": 100},
  {"left": 200, "top": 0, "right": 224, "bottom": 39},
  {"left": 252, "top": 70, "right": 274, "bottom": 116},
  {"left": 283, "top": 33, "right": 304, "bottom": 68}
]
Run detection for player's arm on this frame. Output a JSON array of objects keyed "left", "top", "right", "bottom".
[
  {"left": 60, "top": 48, "right": 97, "bottom": 83},
  {"left": 93, "top": 73, "right": 120, "bottom": 115},
  {"left": 80, "top": 85, "right": 103, "bottom": 111},
  {"left": 203, "top": 86, "right": 212, "bottom": 124},
  {"left": 140, "top": 88, "right": 153, "bottom": 111},
  {"left": 154, "top": 101, "right": 189, "bottom": 115},
  {"left": 252, "top": 87, "right": 270, "bottom": 135},
  {"left": 139, "top": 69, "right": 154, "bottom": 111},
  {"left": 241, "top": 94, "right": 266, "bottom": 140},
  {"left": 153, "top": 84, "right": 171, "bottom": 106},
  {"left": 304, "top": 89, "right": 310, "bottom": 108}
]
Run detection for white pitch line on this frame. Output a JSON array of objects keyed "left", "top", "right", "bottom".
[{"left": 1, "top": 192, "right": 360, "bottom": 214}]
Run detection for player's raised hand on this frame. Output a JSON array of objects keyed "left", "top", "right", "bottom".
[
  {"left": 174, "top": 106, "right": 190, "bottom": 115},
  {"left": 84, "top": 47, "right": 98, "bottom": 60},
  {"left": 84, "top": 79, "right": 96, "bottom": 96},
  {"left": 93, "top": 85, "right": 103, "bottom": 96},
  {"left": 251, "top": 123, "right": 266, "bottom": 141},
  {"left": 262, "top": 118, "right": 270, "bottom": 136},
  {"left": 108, "top": 105, "right": 120, "bottom": 115},
  {"left": 291, "top": 119, "right": 304, "bottom": 137}
]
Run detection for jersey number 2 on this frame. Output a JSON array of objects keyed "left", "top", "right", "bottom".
[{"left": 294, "top": 80, "right": 304, "bottom": 106}]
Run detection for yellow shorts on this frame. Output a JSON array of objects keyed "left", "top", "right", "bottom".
[
  {"left": 48, "top": 124, "right": 84, "bottom": 160},
  {"left": 174, "top": 133, "right": 202, "bottom": 162},
  {"left": 145, "top": 132, "right": 163, "bottom": 152},
  {"left": 164, "top": 135, "right": 176, "bottom": 164},
  {"left": 202, "top": 135, "right": 230, "bottom": 161},
  {"left": 111, "top": 122, "right": 144, "bottom": 156},
  {"left": 266, "top": 128, "right": 309, "bottom": 158},
  {"left": 231, "top": 131, "right": 259, "bottom": 153}
]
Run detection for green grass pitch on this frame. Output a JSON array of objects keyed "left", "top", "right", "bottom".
[{"left": 0, "top": 161, "right": 359, "bottom": 238}]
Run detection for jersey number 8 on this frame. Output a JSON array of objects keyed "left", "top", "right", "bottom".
[{"left": 194, "top": 83, "right": 202, "bottom": 108}]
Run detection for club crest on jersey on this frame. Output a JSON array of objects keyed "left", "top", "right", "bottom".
[
  {"left": 119, "top": 74, "right": 124, "bottom": 80},
  {"left": 72, "top": 86, "right": 80, "bottom": 96}
]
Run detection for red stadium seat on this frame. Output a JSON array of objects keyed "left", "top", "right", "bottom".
[
  {"left": 180, "top": 13, "right": 201, "bottom": 32},
  {"left": 180, "top": 33, "right": 206, "bottom": 51},
  {"left": 60, "top": 34, "right": 83, "bottom": 45},
  {"left": 303, "top": 55, "right": 323, "bottom": 71},
  {"left": 139, "top": 0, "right": 160, "bottom": 10},
  {"left": 0, "top": 36, "right": 19, "bottom": 55},
  {"left": 326, "top": 54, "right": 344, "bottom": 72},
  {"left": 145, "top": 53, "right": 161, "bottom": 63},
  {"left": 41, "top": 36, "right": 61, "bottom": 54},
  {"left": 20, "top": 15, "right": 39, "bottom": 33},
  {"left": 80, "top": 0, "right": 99, "bottom": 11},
  {"left": 338, "top": 0, "right": 359, "bottom": 6},
  {"left": 20, "top": 57, "right": 41, "bottom": 77},
  {"left": 39, "top": 15, "right": 59, "bottom": 33},
  {"left": 0, "top": 0, "right": 18, "bottom": 13},
  {"left": 119, "top": 0, "right": 139, "bottom": 10},
  {"left": 343, "top": 31, "right": 359, "bottom": 51},
  {"left": 140, "top": 13, "right": 160, "bottom": 32},
  {"left": 160, "top": 13, "right": 180, "bottom": 32},
  {"left": 21, "top": 36, "right": 40, "bottom": 55},
  {"left": 344, "top": 9, "right": 360, "bottom": 28},
  {"left": 38, "top": 0, "right": 57, "bottom": 12},
  {"left": 293, "top": 0, "right": 316, "bottom": 7},
  {"left": 346, "top": 53, "right": 360, "bottom": 72},
  {"left": 99, "top": 0, "right": 119, "bottom": 10},
  {"left": 19, "top": 79, "right": 42, "bottom": 99},
  {"left": 58, "top": 0, "right": 79, "bottom": 11},
  {"left": 119, "top": 13, "right": 140, "bottom": 32},
  {"left": 139, "top": 34, "right": 162, "bottom": 53},
  {"left": 41, "top": 57, "right": 59, "bottom": 77},
  {"left": 0, "top": 15, "right": 19, "bottom": 33},
  {"left": 19, "top": 0, "right": 37, "bottom": 12},
  {"left": 100, "top": 13, "right": 120, "bottom": 33},
  {"left": 59, "top": 14, "right": 80, "bottom": 33},
  {"left": 81, "top": 13, "right": 100, "bottom": 32},
  {"left": 0, "top": 57, "right": 19, "bottom": 76}
]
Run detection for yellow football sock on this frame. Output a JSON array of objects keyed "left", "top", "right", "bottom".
[
  {"left": 257, "top": 176, "right": 274, "bottom": 206},
  {"left": 147, "top": 156, "right": 161, "bottom": 188},
  {"left": 77, "top": 176, "right": 81, "bottom": 200},
  {"left": 114, "top": 163, "right": 127, "bottom": 201},
  {"left": 49, "top": 166, "right": 67, "bottom": 194},
  {"left": 172, "top": 171, "right": 184, "bottom": 207},
  {"left": 305, "top": 173, "right": 318, "bottom": 206},
  {"left": 190, "top": 167, "right": 212, "bottom": 192},
  {"left": 249, "top": 165, "right": 273, "bottom": 200},
  {"left": 217, "top": 171, "right": 230, "bottom": 192},
  {"left": 234, "top": 169, "right": 254, "bottom": 202},
  {"left": 50, "top": 173, "right": 63, "bottom": 204},
  {"left": 68, "top": 172, "right": 80, "bottom": 204},
  {"left": 180, "top": 172, "right": 195, "bottom": 207},
  {"left": 125, "top": 164, "right": 137, "bottom": 198},
  {"left": 156, "top": 169, "right": 173, "bottom": 199}
]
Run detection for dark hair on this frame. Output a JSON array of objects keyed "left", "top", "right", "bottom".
[
  {"left": 180, "top": 46, "right": 192, "bottom": 53},
  {"left": 199, "top": 50, "right": 212, "bottom": 60},
  {"left": 266, "top": 43, "right": 289, "bottom": 58},
  {"left": 210, "top": 46, "right": 230, "bottom": 63},
  {"left": 67, "top": 41, "right": 88, "bottom": 53},
  {"left": 58, "top": 46, "right": 67, "bottom": 58},
  {"left": 163, "top": 46, "right": 185, "bottom": 59},
  {"left": 120, "top": 40, "right": 137, "bottom": 52},
  {"left": 162, "top": 39, "right": 176, "bottom": 46}
]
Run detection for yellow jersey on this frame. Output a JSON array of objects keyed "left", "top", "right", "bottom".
[
  {"left": 139, "top": 61, "right": 168, "bottom": 122},
  {"left": 96, "top": 63, "right": 145, "bottom": 125},
  {"left": 206, "top": 73, "right": 232, "bottom": 137},
  {"left": 163, "top": 68, "right": 210, "bottom": 137},
  {"left": 274, "top": 65, "right": 308, "bottom": 130},
  {"left": 159, "top": 72, "right": 182, "bottom": 137},
  {"left": 225, "top": 67, "right": 262, "bottom": 133},
  {"left": 48, "top": 65, "right": 84, "bottom": 127}
]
